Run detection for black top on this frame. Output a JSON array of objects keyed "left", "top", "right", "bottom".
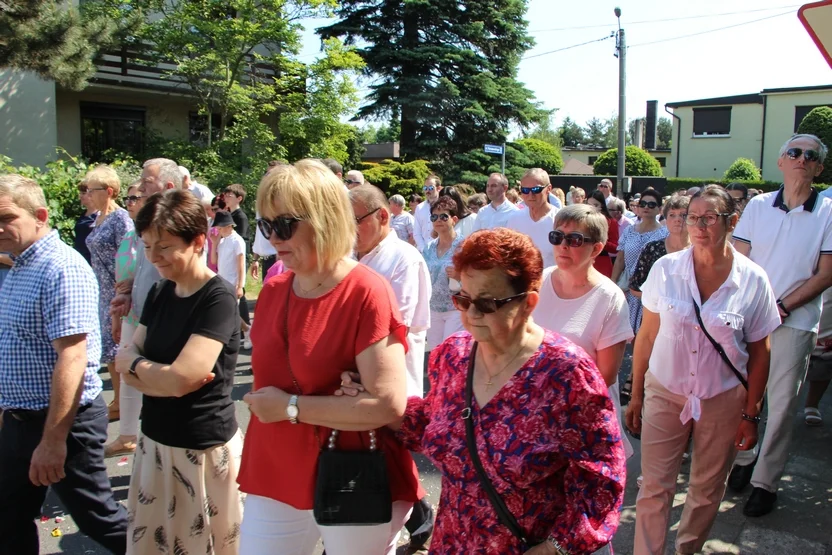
[
  {"left": 230, "top": 208, "right": 250, "bottom": 242},
  {"left": 139, "top": 276, "right": 240, "bottom": 449},
  {"left": 628, "top": 239, "right": 668, "bottom": 292},
  {"left": 73, "top": 212, "right": 96, "bottom": 263}
]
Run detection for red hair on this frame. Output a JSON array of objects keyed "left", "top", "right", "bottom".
[{"left": 453, "top": 229, "right": 543, "bottom": 293}]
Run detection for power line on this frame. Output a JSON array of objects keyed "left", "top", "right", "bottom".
[
  {"left": 528, "top": 5, "right": 800, "bottom": 34},
  {"left": 629, "top": 10, "right": 794, "bottom": 48},
  {"left": 523, "top": 33, "right": 615, "bottom": 60}
]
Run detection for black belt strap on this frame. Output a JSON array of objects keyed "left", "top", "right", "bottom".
[{"left": 693, "top": 300, "right": 748, "bottom": 390}]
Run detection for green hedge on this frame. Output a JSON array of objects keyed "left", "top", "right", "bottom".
[{"left": 665, "top": 178, "right": 831, "bottom": 194}]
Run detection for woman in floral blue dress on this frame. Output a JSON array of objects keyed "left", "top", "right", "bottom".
[{"left": 83, "top": 165, "right": 134, "bottom": 421}]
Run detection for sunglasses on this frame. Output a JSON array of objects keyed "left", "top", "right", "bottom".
[
  {"left": 423, "top": 186, "right": 436, "bottom": 192},
  {"left": 598, "top": 184, "right": 610, "bottom": 189},
  {"left": 256, "top": 215, "right": 303, "bottom": 241},
  {"left": 345, "top": 179, "right": 361, "bottom": 185},
  {"left": 124, "top": 195, "right": 143, "bottom": 204},
  {"left": 430, "top": 213, "right": 451, "bottom": 222},
  {"left": 451, "top": 292, "right": 528, "bottom": 314},
  {"left": 78, "top": 187, "right": 107, "bottom": 194},
  {"left": 520, "top": 186, "right": 545, "bottom": 195},
  {"left": 638, "top": 201, "right": 659, "bottom": 209},
  {"left": 785, "top": 147, "right": 821, "bottom": 162},
  {"left": 355, "top": 207, "right": 380, "bottom": 224},
  {"left": 548, "top": 230, "right": 593, "bottom": 247}
]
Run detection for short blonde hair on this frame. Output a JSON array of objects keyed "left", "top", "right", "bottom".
[
  {"left": 0, "top": 174, "right": 46, "bottom": 216},
  {"left": 81, "top": 165, "right": 121, "bottom": 198},
  {"left": 522, "top": 168, "right": 551, "bottom": 186},
  {"left": 555, "top": 204, "right": 609, "bottom": 245},
  {"left": 256, "top": 159, "right": 355, "bottom": 270}
]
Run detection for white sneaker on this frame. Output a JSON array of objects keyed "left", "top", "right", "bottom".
[{"left": 243, "top": 337, "right": 253, "bottom": 350}]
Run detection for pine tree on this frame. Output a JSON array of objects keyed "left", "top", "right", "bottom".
[{"left": 318, "top": 0, "right": 546, "bottom": 161}]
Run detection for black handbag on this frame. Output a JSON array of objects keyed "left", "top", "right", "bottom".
[{"left": 281, "top": 277, "right": 392, "bottom": 526}]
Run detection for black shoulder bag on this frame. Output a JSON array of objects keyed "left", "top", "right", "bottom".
[
  {"left": 692, "top": 301, "right": 748, "bottom": 390},
  {"left": 463, "top": 341, "right": 538, "bottom": 547},
  {"left": 280, "top": 277, "right": 392, "bottom": 526}
]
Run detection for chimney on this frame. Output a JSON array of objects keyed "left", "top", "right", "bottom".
[{"left": 645, "top": 100, "right": 658, "bottom": 150}]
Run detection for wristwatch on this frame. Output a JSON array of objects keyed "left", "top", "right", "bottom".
[
  {"left": 777, "top": 300, "right": 791, "bottom": 317},
  {"left": 286, "top": 395, "right": 299, "bottom": 424},
  {"left": 129, "top": 356, "right": 146, "bottom": 376}
]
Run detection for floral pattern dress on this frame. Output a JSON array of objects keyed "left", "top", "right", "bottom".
[
  {"left": 617, "top": 224, "right": 668, "bottom": 332},
  {"left": 397, "top": 330, "right": 626, "bottom": 554},
  {"left": 628, "top": 239, "right": 667, "bottom": 294},
  {"left": 86, "top": 208, "right": 133, "bottom": 363},
  {"left": 115, "top": 229, "right": 141, "bottom": 326}
]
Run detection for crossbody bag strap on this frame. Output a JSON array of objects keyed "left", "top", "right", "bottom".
[
  {"left": 463, "top": 341, "right": 532, "bottom": 546},
  {"left": 692, "top": 300, "right": 748, "bottom": 390}
]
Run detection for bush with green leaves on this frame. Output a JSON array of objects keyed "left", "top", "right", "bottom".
[
  {"left": 593, "top": 146, "right": 663, "bottom": 177},
  {"left": 358, "top": 159, "right": 435, "bottom": 199},
  {"left": 723, "top": 158, "right": 761, "bottom": 182},
  {"left": 797, "top": 106, "right": 832, "bottom": 184},
  {"left": 513, "top": 138, "right": 563, "bottom": 175}
]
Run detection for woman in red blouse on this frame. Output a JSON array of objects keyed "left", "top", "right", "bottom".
[
  {"left": 237, "top": 160, "right": 423, "bottom": 554},
  {"left": 340, "top": 229, "right": 626, "bottom": 554},
  {"left": 586, "top": 190, "right": 619, "bottom": 278}
]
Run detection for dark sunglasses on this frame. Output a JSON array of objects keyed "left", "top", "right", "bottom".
[
  {"left": 451, "top": 292, "right": 528, "bottom": 314},
  {"left": 548, "top": 230, "right": 593, "bottom": 247},
  {"left": 355, "top": 207, "right": 380, "bottom": 224},
  {"left": 423, "top": 186, "right": 436, "bottom": 192},
  {"left": 638, "top": 200, "right": 659, "bottom": 209},
  {"left": 785, "top": 147, "right": 821, "bottom": 162},
  {"left": 256, "top": 215, "right": 303, "bottom": 241},
  {"left": 430, "top": 213, "right": 451, "bottom": 222},
  {"left": 520, "top": 186, "right": 545, "bottom": 195},
  {"left": 124, "top": 195, "right": 143, "bottom": 203}
]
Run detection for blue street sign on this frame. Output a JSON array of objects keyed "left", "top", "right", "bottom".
[{"left": 483, "top": 144, "right": 504, "bottom": 155}]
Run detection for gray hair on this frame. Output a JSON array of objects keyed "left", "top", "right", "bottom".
[
  {"left": 609, "top": 198, "right": 626, "bottom": 212},
  {"left": 349, "top": 184, "right": 390, "bottom": 214},
  {"left": 488, "top": 172, "right": 509, "bottom": 188},
  {"left": 554, "top": 204, "right": 608, "bottom": 246},
  {"left": 388, "top": 194, "right": 405, "bottom": 207},
  {"left": 662, "top": 192, "right": 691, "bottom": 219},
  {"left": 0, "top": 174, "right": 46, "bottom": 216},
  {"left": 779, "top": 133, "right": 829, "bottom": 161},
  {"left": 522, "top": 168, "right": 551, "bottom": 186},
  {"left": 467, "top": 193, "right": 487, "bottom": 209},
  {"left": 144, "top": 158, "right": 183, "bottom": 189}
]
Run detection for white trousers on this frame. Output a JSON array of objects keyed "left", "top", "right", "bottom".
[
  {"left": 426, "top": 310, "right": 464, "bottom": 351},
  {"left": 118, "top": 321, "right": 143, "bottom": 437},
  {"left": 239, "top": 495, "right": 412, "bottom": 555},
  {"left": 405, "top": 330, "right": 427, "bottom": 398}
]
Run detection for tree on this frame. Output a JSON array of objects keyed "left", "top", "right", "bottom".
[
  {"left": 657, "top": 117, "right": 673, "bottom": 150},
  {"left": 724, "top": 158, "right": 761, "bottom": 182},
  {"left": 524, "top": 111, "right": 561, "bottom": 147},
  {"left": 514, "top": 138, "right": 562, "bottom": 175},
  {"left": 584, "top": 117, "right": 608, "bottom": 147},
  {"left": 318, "top": 0, "right": 547, "bottom": 162},
  {"left": 557, "top": 116, "right": 585, "bottom": 147},
  {"left": 797, "top": 106, "right": 832, "bottom": 184},
  {"left": 593, "top": 146, "right": 663, "bottom": 177},
  {"left": 0, "top": 0, "right": 137, "bottom": 90}
]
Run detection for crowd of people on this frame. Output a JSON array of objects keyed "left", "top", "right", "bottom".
[{"left": 1, "top": 133, "right": 831, "bottom": 555}]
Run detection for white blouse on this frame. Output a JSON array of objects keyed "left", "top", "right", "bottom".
[{"left": 641, "top": 246, "right": 780, "bottom": 423}]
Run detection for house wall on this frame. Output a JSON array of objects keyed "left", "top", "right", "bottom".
[
  {"left": 668, "top": 103, "right": 764, "bottom": 179},
  {"left": 562, "top": 148, "right": 672, "bottom": 177},
  {"left": 761, "top": 89, "right": 832, "bottom": 181},
  {"left": 0, "top": 70, "right": 58, "bottom": 167}
]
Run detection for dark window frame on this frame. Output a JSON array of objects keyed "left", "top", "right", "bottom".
[
  {"left": 794, "top": 105, "right": 832, "bottom": 132},
  {"left": 692, "top": 107, "right": 732, "bottom": 136},
  {"left": 655, "top": 156, "right": 667, "bottom": 167},
  {"left": 80, "top": 102, "right": 145, "bottom": 162},
  {"left": 188, "top": 112, "right": 223, "bottom": 146},
  {"left": 588, "top": 156, "right": 598, "bottom": 165}
]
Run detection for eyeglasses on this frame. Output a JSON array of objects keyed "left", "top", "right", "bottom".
[
  {"left": 355, "top": 207, "right": 380, "bottom": 224},
  {"left": 665, "top": 213, "right": 686, "bottom": 220},
  {"left": 124, "top": 195, "right": 143, "bottom": 204},
  {"left": 785, "top": 147, "right": 821, "bottom": 162},
  {"left": 685, "top": 213, "right": 731, "bottom": 227},
  {"left": 345, "top": 179, "right": 361, "bottom": 185},
  {"left": 256, "top": 215, "right": 304, "bottom": 241},
  {"left": 423, "top": 186, "right": 436, "bottom": 192},
  {"left": 520, "top": 186, "right": 545, "bottom": 195},
  {"left": 598, "top": 184, "right": 610, "bottom": 189},
  {"left": 78, "top": 187, "right": 107, "bottom": 194},
  {"left": 548, "top": 230, "right": 593, "bottom": 247},
  {"left": 638, "top": 201, "right": 659, "bottom": 209},
  {"left": 451, "top": 292, "right": 529, "bottom": 314},
  {"left": 430, "top": 213, "right": 451, "bottom": 222}
]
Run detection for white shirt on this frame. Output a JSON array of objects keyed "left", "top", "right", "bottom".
[
  {"left": 505, "top": 205, "right": 558, "bottom": 268},
  {"left": 188, "top": 181, "right": 214, "bottom": 203},
  {"left": 641, "top": 246, "right": 780, "bottom": 423},
  {"left": 217, "top": 231, "right": 246, "bottom": 289},
  {"left": 390, "top": 212, "right": 415, "bottom": 242},
  {"left": 473, "top": 200, "right": 519, "bottom": 232},
  {"left": 454, "top": 213, "right": 477, "bottom": 240},
  {"left": 617, "top": 215, "right": 635, "bottom": 238},
  {"left": 412, "top": 201, "right": 434, "bottom": 252},
  {"left": 733, "top": 188, "right": 832, "bottom": 333},
  {"left": 252, "top": 212, "right": 277, "bottom": 257}
]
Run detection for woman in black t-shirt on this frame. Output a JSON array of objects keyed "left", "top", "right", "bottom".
[{"left": 115, "top": 190, "right": 242, "bottom": 555}]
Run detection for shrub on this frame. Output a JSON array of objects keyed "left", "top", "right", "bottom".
[
  {"left": 593, "top": 146, "right": 663, "bottom": 177},
  {"left": 723, "top": 158, "right": 761, "bottom": 181},
  {"left": 514, "top": 138, "right": 563, "bottom": 175},
  {"left": 357, "top": 159, "right": 435, "bottom": 199},
  {"left": 797, "top": 106, "right": 832, "bottom": 184}
]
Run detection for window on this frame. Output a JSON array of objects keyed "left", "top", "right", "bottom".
[
  {"left": 81, "top": 103, "right": 145, "bottom": 162},
  {"left": 189, "top": 112, "right": 223, "bottom": 146},
  {"left": 654, "top": 157, "right": 666, "bottom": 167},
  {"left": 794, "top": 105, "right": 832, "bottom": 132},
  {"left": 692, "top": 107, "right": 731, "bottom": 136},
  {"left": 588, "top": 156, "right": 598, "bottom": 165}
]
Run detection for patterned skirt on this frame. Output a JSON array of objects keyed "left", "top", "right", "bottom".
[{"left": 126, "top": 430, "right": 244, "bottom": 555}]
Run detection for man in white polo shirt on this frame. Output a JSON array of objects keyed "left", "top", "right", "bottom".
[
  {"left": 348, "top": 184, "right": 434, "bottom": 550},
  {"left": 413, "top": 175, "right": 442, "bottom": 252},
  {"left": 729, "top": 133, "right": 832, "bottom": 517},
  {"left": 473, "top": 172, "right": 519, "bottom": 231},
  {"left": 505, "top": 168, "right": 559, "bottom": 268},
  {"left": 597, "top": 178, "right": 618, "bottom": 207}
]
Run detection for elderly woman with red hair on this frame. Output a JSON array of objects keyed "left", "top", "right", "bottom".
[{"left": 340, "top": 228, "right": 625, "bottom": 554}]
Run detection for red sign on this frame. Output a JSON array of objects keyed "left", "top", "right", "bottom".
[{"left": 799, "top": 0, "right": 832, "bottom": 69}]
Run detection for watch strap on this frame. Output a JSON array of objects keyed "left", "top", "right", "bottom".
[{"left": 129, "top": 356, "right": 146, "bottom": 376}]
